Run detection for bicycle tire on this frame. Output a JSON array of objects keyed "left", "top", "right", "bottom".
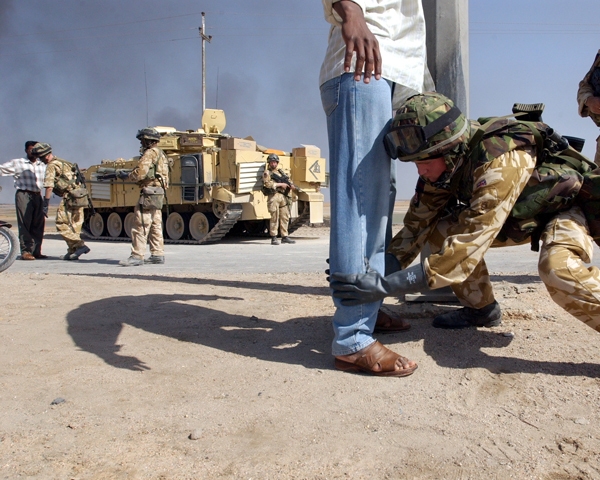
[{"left": 0, "top": 227, "right": 18, "bottom": 273}]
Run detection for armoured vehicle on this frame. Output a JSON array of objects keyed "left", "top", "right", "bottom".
[{"left": 82, "top": 109, "right": 325, "bottom": 244}]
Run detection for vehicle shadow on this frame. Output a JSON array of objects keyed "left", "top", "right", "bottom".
[{"left": 70, "top": 272, "right": 331, "bottom": 296}]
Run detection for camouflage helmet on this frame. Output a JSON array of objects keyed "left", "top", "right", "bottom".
[
  {"left": 267, "top": 153, "right": 279, "bottom": 163},
  {"left": 31, "top": 142, "right": 52, "bottom": 158},
  {"left": 384, "top": 92, "right": 470, "bottom": 162},
  {"left": 136, "top": 127, "right": 160, "bottom": 142}
]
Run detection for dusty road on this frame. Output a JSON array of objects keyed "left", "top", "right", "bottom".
[{"left": 0, "top": 213, "right": 600, "bottom": 478}]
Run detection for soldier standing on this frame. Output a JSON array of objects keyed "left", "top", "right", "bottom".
[
  {"left": 577, "top": 49, "right": 600, "bottom": 166},
  {"left": 119, "top": 127, "right": 170, "bottom": 266},
  {"left": 330, "top": 93, "right": 600, "bottom": 359},
  {"left": 0, "top": 141, "right": 47, "bottom": 260},
  {"left": 36, "top": 143, "right": 91, "bottom": 260},
  {"left": 262, "top": 153, "right": 296, "bottom": 245}
]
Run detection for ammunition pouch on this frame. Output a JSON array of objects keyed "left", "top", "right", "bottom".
[
  {"left": 64, "top": 186, "right": 90, "bottom": 209},
  {"left": 139, "top": 186, "right": 164, "bottom": 210},
  {"left": 52, "top": 176, "right": 75, "bottom": 197}
]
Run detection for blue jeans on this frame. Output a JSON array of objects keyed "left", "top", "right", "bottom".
[{"left": 321, "top": 73, "right": 395, "bottom": 356}]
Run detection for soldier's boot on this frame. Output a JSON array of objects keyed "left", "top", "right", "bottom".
[
  {"left": 271, "top": 237, "right": 280, "bottom": 245},
  {"left": 119, "top": 256, "right": 144, "bottom": 267},
  {"left": 70, "top": 245, "right": 90, "bottom": 260},
  {"left": 432, "top": 300, "right": 502, "bottom": 329},
  {"left": 281, "top": 237, "right": 295, "bottom": 244},
  {"left": 144, "top": 255, "right": 165, "bottom": 264},
  {"left": 62, "top": 251, "right": 73, "bottom": 261}
]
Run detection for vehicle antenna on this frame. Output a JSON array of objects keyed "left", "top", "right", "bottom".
[
  {"left": 216, "top": 67, "right": 219, "bottom": 109},
  {"left": 199, "top": 12, "right": 212, "bottom": 115},
  {"left": 144, "top": 59, "right": 149, "bottom": 125}
]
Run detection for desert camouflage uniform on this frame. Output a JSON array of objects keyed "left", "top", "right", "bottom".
[
  {"left": 577, "top": 49, "right": 600, "bottom": 166},
  {"left": 43, "top": 157, "right": 86, "bottom": 254},
  {"left": 262, "top": 168, "right": 290, "bottom": 238},
  {"left": 128, "top": 147, "right": 169, "bottom": 259},
  {"left": 388, "top": 122, "right": 600, "bottom": 331}
]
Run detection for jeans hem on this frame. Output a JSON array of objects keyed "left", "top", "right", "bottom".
[{"left": 332, "top": 337, "right": 376, "bottom": 357}]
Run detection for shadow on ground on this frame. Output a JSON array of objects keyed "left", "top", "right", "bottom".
[{"left": 65, "top": 277, "right": 600, "bottom": 378}]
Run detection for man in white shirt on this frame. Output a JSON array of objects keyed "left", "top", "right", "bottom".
[
  {"left": 0, "top": 141, "right": 47, "bottom": 260},
  {"left": 320, "top": 0, "right": 433, "bottom": 376}
]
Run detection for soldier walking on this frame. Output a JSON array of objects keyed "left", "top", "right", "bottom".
[
  {"left": 0, "top": 141, "right": 47, "bottom": 260},
  {"left": 330, "top": 93, "right": 600, "bottom": 369},
  {"left": 262, "top": 153, "right": 295, "bottom": 245},
  {"left": 119, "top": 127, "right": 170, "bottom": 266},
  {"left": 35, "top": 143, "right": 91, "bottom": 260}
]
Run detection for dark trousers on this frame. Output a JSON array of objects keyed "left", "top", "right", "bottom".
[{"left": 15, "top": 190, "right": 45, "bottom": 255}]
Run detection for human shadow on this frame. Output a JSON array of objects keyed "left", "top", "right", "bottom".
[
  {"left": 66, "top": 293, "right": 332, "bottom": 372},
  {"left": 380, "top": 314, "right": 600, "bottom": 378}
]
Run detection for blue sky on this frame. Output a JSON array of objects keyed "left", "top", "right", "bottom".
[{"left": 0, "top": 0, "right": 599, "bottom": 203}]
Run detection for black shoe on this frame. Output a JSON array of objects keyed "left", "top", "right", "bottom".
[
  {"left": 271, "top": 237, "right": 280, "bottom": 245},
  {"left": 144, "top": 255, "right": 165, "bottom": 264},
  {"left": 281, "top": 237, "right": 295, "bottom": 244},
  {"left": 70, "top": 245, "right": 90, "bottom": 260},
  {"left": 433, "top": 301, "right": 502, "bottom": 329}
]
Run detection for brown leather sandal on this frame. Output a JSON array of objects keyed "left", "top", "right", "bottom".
[
  {"left": 374, "top": 309, "right": 411, "bottom": 333},
  {"left": 334, "top": 341, "right": 417, "bottom": 377}
]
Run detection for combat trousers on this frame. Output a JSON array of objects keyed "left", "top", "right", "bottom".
[
  {"left": 130, "top": 205, "right": 164, "bottom": 259},
  {"left": 15, "top": 190, "right": 45, "bottom": 255},
  {"left": 267, "top": 192, "right": 289, "bottom": 237},
  {"left": 428, "top": 206, "right": 600, "bottom": 332},
  {"left": 56, "top": 201, "right": 86, "bottom": 253}
]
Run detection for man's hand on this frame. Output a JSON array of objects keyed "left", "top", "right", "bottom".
[
  {"left": 42, "top": 197, "right": 49, "bottom": 218},
  {"left": 117, "top": 170, "right": 130, "bottom": 180},
  {"left": 333, "top": 0, "right": 381, "bottom": 83},
  {"left": 586, "top": 96, "right": 600, "bottom": 115}
]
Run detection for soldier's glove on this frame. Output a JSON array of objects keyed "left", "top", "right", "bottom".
[
  {"left": 330, "top": 262, "right": 429, "bottom": 306},
  {"left": 116, "top": 170, "right": 130, "bottom": 180},
  {"left": 42, "top": 197, "right": 49, "bottom": 218}
]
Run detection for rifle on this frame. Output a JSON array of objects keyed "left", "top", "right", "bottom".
[
  {"left": 271, "top": 168, "right": 303, "bottom": 194},
  {"left": 72, "top": 163, "right": 96, "bottom": 216}
]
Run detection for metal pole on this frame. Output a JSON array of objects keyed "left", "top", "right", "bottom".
[
  {"left": 199, "top": 12, "right": 212, "bottom": 115},
  {"left": 202, "top": 12, "right": 205, "bottom": 113},
  {"left": 405, "top": 0, "right": 469, "bottom": 303}
]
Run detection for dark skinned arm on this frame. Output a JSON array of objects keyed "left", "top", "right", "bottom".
[{"left": 333, "top": 0, "right": 381, "bottom": 83}]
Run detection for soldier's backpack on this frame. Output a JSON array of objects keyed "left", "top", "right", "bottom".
[
  {"left": 474, "top": 113, "right": 600, "bottom": 250},
  {"left": 51, "top": 158, "right": 90, "bottom": 208}
]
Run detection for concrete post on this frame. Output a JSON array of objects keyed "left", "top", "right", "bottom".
[
  {"left": 422, "top": 0, "right": 469, "bottom": 116},
  {"left": 405, "top": 0, "right": 469, "bottom": 303}
]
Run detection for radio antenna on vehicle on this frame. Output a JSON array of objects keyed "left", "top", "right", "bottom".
[{"left": 199, "top": 12, "right": 212, "bottom": 115}]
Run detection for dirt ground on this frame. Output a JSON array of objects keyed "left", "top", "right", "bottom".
[{"left": 1, "top": 226, "right": 600, "bottom": 479}]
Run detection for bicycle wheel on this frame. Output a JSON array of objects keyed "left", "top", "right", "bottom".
[{"left": 0, "top": 226, "right": 18, "bottom": 273}]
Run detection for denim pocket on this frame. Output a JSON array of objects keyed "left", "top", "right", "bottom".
[{"left": 320, "top": 76, "right": 340, "bottom": 117}]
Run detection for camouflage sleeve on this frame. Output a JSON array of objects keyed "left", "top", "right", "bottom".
[
  {"left": 129, "top": 148, "right": 158, "bottom": 182},
  {"left": 262, "top": 170, "right": 276, "bottom": 190},
  {"left": 42, "top": 161, "right": 60, "bottom": 188},
  {"left": 386, "top": 181, "right": 451, "bottom": 269},
  {"left": 423, "top": 147, "right": 536, "bottom": 290},
  {"left": 577, "top": 49, "right": 600, "bottom": 118}
]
